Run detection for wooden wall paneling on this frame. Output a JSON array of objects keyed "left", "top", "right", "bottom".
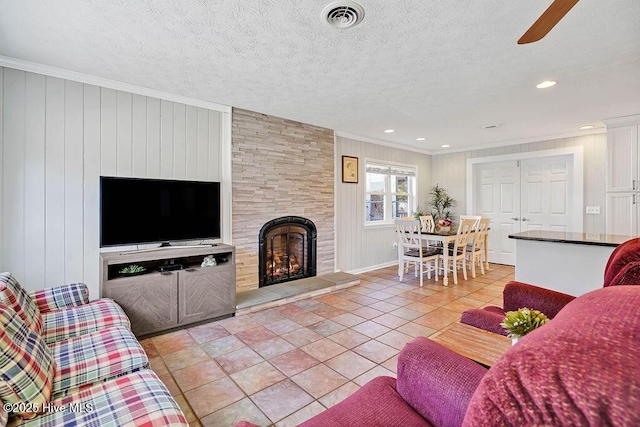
[
  {"left": 132, "top": 94, "right": 147, "bottom": 177},
  {"left": 208, "top": 110, "right": 221, "bottom": 181},
  {"left": 3, "top": 69, "right": 26, "bottom": 279},
  {"left": 197, "top": 107, "right": 209, "bottom": 180},
  {"left": 116, "top": 91, "right": 133, "bottom": 176},
  {"left": 100, "top": 88, "right": 117, "bottom": 176},
  {"left": 0, "top": 67, "right": 4, "bottom": 268},
  {"left": 83, "top": 84, "right": 101, "bottom": 297},
  {"left": 24, "top": 72, "right": 46, "bottom": 286},
  {"left": 173, "top": 103, "right": 186, "bottom": 179},
  {"left": 146, "top": 97, "right": 161, "bottom": 178},
  {"left": 185, "top": 105, "right": 198, "bottom": 180},
  {"left": 45, "top": 76, "right": 66, "bottom": 285},
  {"left": 160, "top": 100, "right": 174, "bottom": 178},
  {"left": 64, "top": 80, "right": 85, "bottom": 283}
]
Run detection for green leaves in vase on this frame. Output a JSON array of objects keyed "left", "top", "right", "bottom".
[{"left": 501, "top": 307, "right": 549, "bottom": 339}]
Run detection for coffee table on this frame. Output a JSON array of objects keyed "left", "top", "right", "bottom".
[{"left": 429, "top": 322, "right": 511, "bottom": 367}]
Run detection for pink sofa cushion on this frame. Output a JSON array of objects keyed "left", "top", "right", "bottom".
[
  {"left": 297, "top": 376, "right": 431, "bottom": 427},
  {"left": 464, "top": 286, "right": 640, "bottom": 426},
  {"left": 603, "top": 237, "right": 640, "bottom": 287}
]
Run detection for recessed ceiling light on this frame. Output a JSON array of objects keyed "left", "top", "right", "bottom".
[
  {"left": 441, "top": 144, "right": 450, "bottom": 148},
  {"left": 536, "top": 80, "right": 557, "bottom": 89},
  {"left": 482, "top": 124, "right": 498, "bottom": 129},
  {"left": 416, "top": 137, "right": 426, "bottom": 141},
  {"left": 384, "top": 129, "right": 394, "bottom": 133},
  {"left": 579, "top": 125, "right": 595, "bottom": 130}
]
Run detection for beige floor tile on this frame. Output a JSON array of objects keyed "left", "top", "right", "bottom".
[
  {"left": 352, "top": 340, "right": 399, "bottom": 364},
  {"left": 184, "top": 377, "right": 245, "bottom": 419},
  {"left": 200, "top": 397, "right": 270, "bottom": 427},
  {"left": 325, "top": 351, "right": 376, "bottom": 380},
  {"left": 301, "top": 338, "right": 348, "bottom": 362},
  {"left": 251, "top": 379, "right": 314, "bottom": 423},
  {"left": 275, "top": 401, "right": 326, "bottom": 427},
  {"left": 291, "top": 364, "right": 348, "bottom": 398},
  {"left": 318, "top": 381, "right": 361, "bottom": 408},
  {"left": 162, "top": 347, "right": 210, "bottom": 372},
  {"left": 230, "top": 361, "right": 286, "bottom": 395},
  {"left": 172, "top": 360, "right": 227, "bottom": 392}
]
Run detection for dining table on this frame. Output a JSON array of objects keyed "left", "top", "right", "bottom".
[{"left": 420, "top": 228, "right": 490, "bottom": 286}]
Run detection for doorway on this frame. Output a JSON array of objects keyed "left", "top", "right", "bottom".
[{"left": 466, "top": 148, "right": 584, "bottom": 265}]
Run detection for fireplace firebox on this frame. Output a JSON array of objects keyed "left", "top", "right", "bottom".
[{"left": 258, "top": 216, "right": 317, "bottom": 287}]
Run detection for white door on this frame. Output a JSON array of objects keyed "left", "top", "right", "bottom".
[
  {"left": 474, "top": 155, "right": 574, "bottom": 265},
  {"left": 476, "top": 161, "right": 520, "bottom": 265},
  {"left": 520, "top": 155, "right": 573, "bottom": 232}
]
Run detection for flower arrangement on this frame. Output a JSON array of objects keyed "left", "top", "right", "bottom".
[
  {"left": 437, "top": 217, "right": 452, "bottom": 227},
  {"left": 501, "top": 307, "right": 549, "bottom": 339}
]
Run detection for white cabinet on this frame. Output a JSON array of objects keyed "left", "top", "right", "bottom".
[
  {"left": 607, "top": 125, "right": 639, "bottom": 192},
  {"left": 606, "top": 192, "right": 639, "bottom": 236},
  {"left": 605, "top": 117, "right": 640, "bottom": 235}
]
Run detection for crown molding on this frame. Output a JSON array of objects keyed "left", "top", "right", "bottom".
[
  {"left": 335, "top": 131, "right": 432, "bottom": 155},
  {"left": 0, "top": 55, "right": 231, "bottom": 113},
  {"left": 602, "top": 114, "right": 640, "bottom": 127},
  {"left": 434, "top": 128, "right": 606, "bottom": 155}
]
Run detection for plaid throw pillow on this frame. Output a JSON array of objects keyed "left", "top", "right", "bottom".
[
  {"left": 0, "top": 273, "right": 43, "bottom": 334},
  {"left": 0, "top": 302, "right": 55, "bottom": 419}
]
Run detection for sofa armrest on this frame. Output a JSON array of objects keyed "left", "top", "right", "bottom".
[
  {"left": 502, "top": 281, "right": 575, "bottom": 318},
  {"left": 29, "top": 283, "right": 90, "bottom": 313},
  {"left": 460, "top": 308, "right": 508, "bottom": 336},
  {"left": 396, "top": 337, "right": 487, "bottom": 427}
]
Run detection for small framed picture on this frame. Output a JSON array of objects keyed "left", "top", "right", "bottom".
[{"left": 342, "top": 156, "right": 358, "bottom": 183}]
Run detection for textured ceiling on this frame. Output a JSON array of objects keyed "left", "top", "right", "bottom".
[{"left": 1, "top": 0, "right": 639, "bottom": 152}]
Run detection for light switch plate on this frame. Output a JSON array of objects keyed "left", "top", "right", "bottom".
[{"left": 585, "top": 206, "right": 601, "bottom": 215}]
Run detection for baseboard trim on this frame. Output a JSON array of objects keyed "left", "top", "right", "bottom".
[{"left": 346, "top": 261, "right": 397, "bottom": 275}]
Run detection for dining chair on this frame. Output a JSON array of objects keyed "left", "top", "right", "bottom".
[
  {"left": 395, "top": 219, "right": 440, "bottom": 287},
  {"left": 466, "top": 218, "right": 490, "bottom": 278},
  {"left": 438, "top": 219, "right": 475, "bottom": 285},
  {"left": 459, "top": 215, "right": 482, "bottom": 230},
  {"left": 419, "top": 215, "right": 435, "bottom": 232}
]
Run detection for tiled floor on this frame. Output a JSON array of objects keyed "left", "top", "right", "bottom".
[{"left": 141, "top": 263, "right": 515, "bottom": 427}]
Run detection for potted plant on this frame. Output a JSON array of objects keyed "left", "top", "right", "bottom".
[
  {"left": 501, "top": 307, "right": 549, "bottom": 345},
  {"left": 428, "top": 184, "right": 456, "bottom": 231}
]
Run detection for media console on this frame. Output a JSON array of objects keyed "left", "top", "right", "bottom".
[{"left": 99, "top": 244, "right": 236, "bottom": 337}]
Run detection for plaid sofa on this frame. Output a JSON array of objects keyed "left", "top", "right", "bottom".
[
  {"left": 0, "top": 273, "right": 130, "bottom": 344},
  {"left": 0, "top": 273, "right": 188, "bottom": 426}
]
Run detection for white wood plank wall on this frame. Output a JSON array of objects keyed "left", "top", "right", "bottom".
[
  {"left": 0, "top": 67, "right": 226, "bottom": 299},
  {"left": 431, "top": 133, "right": 608, "bottom": 234},
  {"left": 335, "top": 136, "right": 432, "bottom": 273}
]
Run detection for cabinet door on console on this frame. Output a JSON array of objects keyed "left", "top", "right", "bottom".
[
  {"left": 178, "top": 265, "right": 236, "bottom": 325},
  {"left": 103, "top": 272, "right": 178, "bottom": 336}
]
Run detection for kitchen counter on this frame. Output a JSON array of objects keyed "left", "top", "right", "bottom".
[
  {"left": 508, "top": 231, "right": 632, "bottom": 247},
  {"left": 508, "top": 231, "right": 635, "bottom": 296}
]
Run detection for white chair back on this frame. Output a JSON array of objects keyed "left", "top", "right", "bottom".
[
  {"left": 395, "top": 219, "right": 422, "bottom": 254},
  {"left": 460, "top": 215, "right": 482, "bottom": 230},
  {"left": 473, "top": 218, "right": 490, "bottom": 250},
  {"left": 454, "top": 219, "right": 476, "bottom": 253},
  {"left": 419, "top": 215, "right": 435, "bottom": 233}
]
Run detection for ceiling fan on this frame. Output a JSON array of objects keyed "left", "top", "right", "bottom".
[{"left": 518, "top": 0, "right": 579, "bottom": 44}]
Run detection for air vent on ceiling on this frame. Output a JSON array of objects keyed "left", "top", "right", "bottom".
[{"left": 322, "top": 1, "right": 365, "bottom": 29}]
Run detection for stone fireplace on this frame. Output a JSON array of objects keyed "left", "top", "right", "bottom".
[
  {"left": 232, "top": 108, "right": 335, "bottom": 292},
  {"left": 258, "top": 216, "right": 317, "bottom": 287}
]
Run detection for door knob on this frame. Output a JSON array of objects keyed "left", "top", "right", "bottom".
[
  {"left": 510, "top": 217, "right": 519, "bottom": 221},
  {"left": 522, "top": 217, "right": 530, "bottom": 221}
]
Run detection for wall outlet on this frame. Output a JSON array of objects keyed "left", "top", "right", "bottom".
[{"left": 585, "top": 206, "right": 601, "bottom": 215}]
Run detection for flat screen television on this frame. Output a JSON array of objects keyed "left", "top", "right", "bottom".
[{"left": 100, "top": 176, "right": 221, "bottom": 247}]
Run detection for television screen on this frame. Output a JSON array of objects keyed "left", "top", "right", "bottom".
[{"left": 100, "top": 176, "right": 221, "bottom": 247}]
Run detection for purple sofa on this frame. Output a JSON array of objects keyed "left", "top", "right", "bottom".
[
  {"left": 234, "top": 284, "right": 640, "bottom": 426},
  {"left": 461, "top": 237, "right": 640, "bottom": 335}
]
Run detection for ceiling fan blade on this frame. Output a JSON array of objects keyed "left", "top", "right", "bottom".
[{"left": 518, "top": 0, "right": 579, "bottom": 44}]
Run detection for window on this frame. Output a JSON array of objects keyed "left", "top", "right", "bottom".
[{"left": 365, "top": 161, "right": 417, "bottom": 224}]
